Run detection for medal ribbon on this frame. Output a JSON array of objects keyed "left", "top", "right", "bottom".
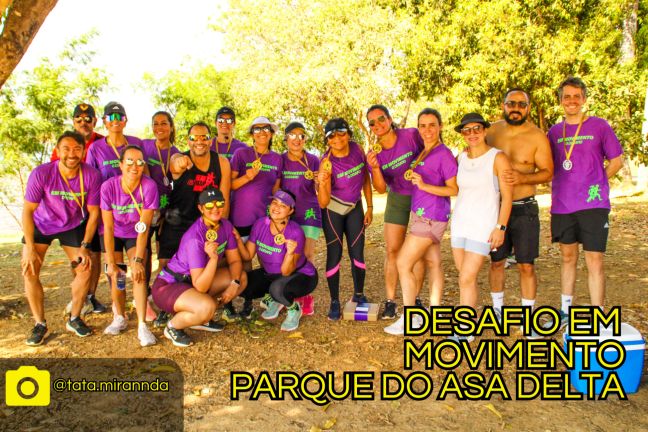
[
  {"left": 155, "top": 141, "right": 171, "bottom": 178},
  {"left": 59, "top": 165, "right": 85, "bottom": 216},
  {"left": 409, "top": 144, "right": 435, "bottom": 172},
  {"left": 123, "top": 179, "right": 144, "bottom": 221},
  {"left": 290, "top": 151, "right": 311, "bottom": 175},
  {"left": 562, "top": 115, "right": 586, "bottom": 164},
  {"left": 253, "top": 144, "right": 268, "bottom": 164},
  {"left": 106, "top": 137, "right": 124, "bottom": 160}
]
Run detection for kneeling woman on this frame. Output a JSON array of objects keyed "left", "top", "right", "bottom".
[
  {"left": 235, "top": 191, "right": 317, "bottom": 331},
  {"left": 151, "top": 188, "right": 245, "bottom": 347},
  {"left": 100, "top": 145, "right": 158, "bottom": 346}
]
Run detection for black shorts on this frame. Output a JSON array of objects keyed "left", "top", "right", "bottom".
[
  {"left": 158, "top": 222, "right": 191, "bottom": 259},
  {"left": 236, "top": 225, "right": 252, "bottom": 238},
  {"left": 491, "top": 197, "right": 539, "bottom": 264},
  {"left": 23, "top": 223, "right": 84, "bottom": 248},
  {"left": 100, "top": 235, "right": 138, "bottom": 254},
  {"left": 551, "top": 208, "right": 610, "bottom": 252}
]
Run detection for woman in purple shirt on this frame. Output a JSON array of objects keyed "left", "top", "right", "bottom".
[
  {"left": 317, "top": 118, "right": 373, "bottom": 320},
  {"left": 279, "top": 121, "right": 321, "bottom": 316},
  {"left": 366, "top": 104, "right": 425, "bottom": 319},
  {"left": 385, "top": 109, "right": 458, "bottom": 335},
  {"left": 100, "top": 145, "right": 158, "bottom": 347},
  {"left": 151, "top": 187, "right": 246, "bottom": 347},
  {"left": 235, "top": 190, "right": 318, "bottom": 332}
]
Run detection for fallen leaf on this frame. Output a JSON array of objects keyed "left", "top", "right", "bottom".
[
  {"left": 321, "top": 402, "right": 331, "bottom": 412},
  {"left": 150, "top": 365, "right": 176, "bottom": 373},
  {"left": 309, "top": 427, "right": 322, "bottom": 432},
  {"left": 288, "top": 332, "right": 303, "bottom": 339},
  {"left": 484, "top": 403, "right": 503, "bottom": 420},
  {"left": 322, "top": 417, "right": 337, "bottom": 430},
  {"left": 444, "top": 404, "right": 454, "bottom": 411}
]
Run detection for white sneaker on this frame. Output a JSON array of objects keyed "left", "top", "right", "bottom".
[
  {"left": 104, "top": 315, "right": 128, "bottom": 335},
  {"left": 138, "top": 323, "right": 157, "bottom": 347},
  {"left": 65, "top": 299, "right": 93, "bottom": 316},
  {"left": 384, "top": 315, "right": 423, "bottom": 335}
]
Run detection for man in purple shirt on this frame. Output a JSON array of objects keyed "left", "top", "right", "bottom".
[
  {"left": 546, "top": 77, "right": 624, "bottom": 329},
  {"left": 210, "top": 106, "right": 247, "bottom": 160},
  {"left": 22, "top": 131, "right": 102, "bottom": 345}
]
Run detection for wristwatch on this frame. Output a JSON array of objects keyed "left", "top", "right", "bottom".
[
  {"left": 496, "top": 224, "right": 507, "bottom": 232},
  {"left": 80, "top": 241, "right": 92, "bottom": 249},
  {"left": 133, "top": 257, "right": 144, "bottom": 263}
]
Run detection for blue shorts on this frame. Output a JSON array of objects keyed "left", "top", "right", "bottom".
[{"left": 451, "top": 236, "right": 491, "bottom": 257}]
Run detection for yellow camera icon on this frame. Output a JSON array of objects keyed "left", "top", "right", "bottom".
[{"left": 5, "top": 366, "right": 50, "bottom": 406}]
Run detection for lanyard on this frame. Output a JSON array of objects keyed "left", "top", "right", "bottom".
[
  {"left": 155, "top": 142, "right": 171, "bottom": 177},
  {"left": 562, "top": 115, "right": 586, "bottom": 163},
  {"left": 106, "top": 136, "right": 123, "bottom": 160},
  {"left": 59, "top": 165, "right": 85, "bottom": 216},
  {"left": 122, "top": 179, "right": 144, "bottom": 220}
]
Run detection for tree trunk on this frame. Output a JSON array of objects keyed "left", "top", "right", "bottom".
[
  {"left": 620, "top": 0, "right": 638, "bottom": 64},
  {"left": 0, "top": 0, "right": 58, "bottom": 89}
]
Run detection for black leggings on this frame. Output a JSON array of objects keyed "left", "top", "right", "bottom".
[
  {"left": 322, "top": 203, "right": 366, "bottom": 301},
  {"left": 242, "top": 268, "right": 318, "bottom": 306}
]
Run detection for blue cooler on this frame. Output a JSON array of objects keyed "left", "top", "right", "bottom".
[{"left": 564, "top": 323, "right": 645, "bottom": 395}]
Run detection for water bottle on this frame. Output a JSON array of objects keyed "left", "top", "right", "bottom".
[{"left": 116, "top": 271, "right": 127, "bottom": 291}]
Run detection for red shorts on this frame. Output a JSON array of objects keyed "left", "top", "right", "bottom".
[
  {"left": 151, "top": 276, "right": 192, "bottom": 314},
  {"left": 409, "top": 212, "right": 448, "bottom": 243}
]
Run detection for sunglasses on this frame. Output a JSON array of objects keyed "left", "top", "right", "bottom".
[
  {"left": 460, "top": 125, "right": 484, "bottom": 136},
  {"left": 106, "top": 113, "right": 126, "bottom": 122},
  {"left": 368, "top": 115, "right": 387, "bottom": 127},
  {"left": 504, "top": 101, "right": 529, "bottom": 109},
  {"left": 287, "top": 133, "right": 306, "bottom": 140},
  {"left": 124, "top": 158, "right": 146, "bottom": 167},
  {"left": 326, "top": 128, "right": 348, "bottom": 139},
  {"left": 252, "top": 126, "right": 273, "bottom": 134},
  {"left": 189, "top": 134, "right": 211, "bottom": 142},
  {"left": 217, "top": 118, "right": 235, "bottom": 124},
  {"left": 204, "top": 201, "right": 225, "bottom": 209},
  {"left": 74, "top": 116, "right": 93, "bottom": 124}
]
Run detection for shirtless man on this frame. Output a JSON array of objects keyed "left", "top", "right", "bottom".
[{"left": 486, "top": 88, "right": 553, "bottom": 336}]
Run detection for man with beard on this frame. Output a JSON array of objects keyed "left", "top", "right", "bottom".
[
  {"left": 486, "top": 88, "right": 553, "bottom": 337},
  {"left": 22, "top": 131, "right": 102, "bottom": 345},
  {"left": 157, "top": 122, "right": 231, "bottom": 327}
]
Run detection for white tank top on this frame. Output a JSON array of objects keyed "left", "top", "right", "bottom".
[{"left": 451, "top": 147, "right": 501, "bottom": 243}]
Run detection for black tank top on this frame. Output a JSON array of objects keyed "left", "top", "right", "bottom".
[{"left": 168, "top": 150, "right": 222, "bottom": 225}]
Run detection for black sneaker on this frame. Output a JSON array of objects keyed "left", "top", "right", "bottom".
[
  {"left": 381, "top": 300, "right": 397, "bottom": 319},
  {"left": 222, "top": 303, "right": 239, "bottom": 322},
  {"left": 190, "top": 320, "right": 225, "bottom": 332},
  {"left": 88, "top": 295, "right": 107, "bottom": 313},
  {"left": 66, "top": 317, "right": 92, "bottom": 337},
  {"left": 26, "top": 323, "right": 49, "bottom": 346},
  {"left": 153, "top": 311, "right": 171, "bottom": 328},
  {"left": 414, "top": 297, "right": 423, "bottom": 308},
  {"left": 164, "top": 325, "right": 192, "bottom": 347},
  {"left": 328, "top": 299, "right": 341, "bottom": 321},
  {"left": 352, "top": 292, "right": 368, "bottom": 304},
  {"left": 240, "top": 300, "right": 253, "bottom": 320}
]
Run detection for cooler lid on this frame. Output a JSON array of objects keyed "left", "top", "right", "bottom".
[{"left": 564, "top": 322, "right": 644, "bottom": 343}]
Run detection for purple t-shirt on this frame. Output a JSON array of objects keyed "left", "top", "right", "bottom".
[
  {"left": 25, "top": 162, "right": 102, "bottom": 235},
  {"left": 211, "top": 138, "right": 247, "bottom": 160},
  {"left": 280, "top": 152, "right": 322, "bottom": 228},
  {"left": 325, "top": 141, "right": 368, "bottom": 204},
  {"left": 86, "top": 135, "right": 144, "bottom": 181},
  {"left": 411, "top": 144, "right": 457, "bottom": 222},
  {"left": 548, "top": 116, "right": 623, "bottom": 214},
  {"left": 160, "top": 217, "right": 238, "bottom": 284},
  {"left": 375, "top": 128, "right": 423, "bottom": 195},
  {"left": 141, "top": 139, "right": 180, "bottom": 210},
  {"left": 249, "top": 217, "right": 316, "bottom": 276},
  {"left": 100, "top": 175, "right": 159, "bottom": 238},
  {"left": 230, "top": 147, "right": 282, "bottom": 228}
]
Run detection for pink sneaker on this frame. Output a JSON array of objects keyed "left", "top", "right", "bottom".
[{"left": 296, "top": 295, "right": 314, "bottom": 316}]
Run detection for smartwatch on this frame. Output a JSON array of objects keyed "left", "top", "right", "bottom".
[
  {"left": 81, "top": 241, "right": 92, "bottom": 249},
  {"left": 496, "top": 224, "right": 507, "bottom": 232}
]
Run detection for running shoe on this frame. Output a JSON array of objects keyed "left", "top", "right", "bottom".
[
  {"left": 328, "top": 299, "right": 341, "bottom": 321},
  {"left": 104, "top": 315, "right": 128, "bottom": 335},
  {"left": 240, "top": 300, "right": 253, "bottom": 320},
  {"left": 261, "top": 298, "right": 284, "bottom": 320},
  {"left": 164, "top": 325, "right": 192, "bottom": 347},
  {"left": 301, "top": 294, "right": 315, "bottom": 316},
  {"left": 26, "top": 323, "right": 49, "bottom": 346},
  {"left": 381, "top": 300, "right": 397, "bottom": 319},
  {"left": 138, "top": 323, "right": 157, "bottom": 347},
  {"left": 352, "top": 293, "right": 368, "bottom": 304},
  {"left": 542, "top": 310, "right": 569, "bottom": 331},
  {"left": 281, "top": 303, "right": 302, "bottom": 331},
  {"left": 414, "top": 297, "right": 424, "bottom": 308},
  {"left": 384, "top": 315, "right": 405, "bottom": 335},
  {"left": 88, "top": 295, "right": 107, "bottom": 313},
  {"left": 222, "top": 303, "right": 239, "bottom": 322},
  {"left": 447, "top": 334, "right": 475, "bottom": 343},
  {"left": 153, "top": 311, "right": 171, "bottom": 328},
  {"left": 66, "top": 317, "right": 92, "bottom": 337},
  {"left": 260, "top": 293, "right": 273, "bottom": 310},
  {"left": 190, "top": 320, "right": 225, "bottom": 332}
]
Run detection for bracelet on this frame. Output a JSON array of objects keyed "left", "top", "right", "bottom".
[
  {"left": 133, "top": 257, "right": 144, "bottom": 264},
  {"left": 80, "top": 241, "right": 92, "bottom": 249}
]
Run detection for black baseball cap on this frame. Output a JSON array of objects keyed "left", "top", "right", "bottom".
[
  {"left": 324, "top": 118, "right": 352, "bottom": 138},
  {"left": 198, "top": 187, "right": 225, "bottom": 205},
  {"left": 73, "top": 103, "right": 96, "bottom": 118},
  {"left": 216, "top": 106, "right": 236, "bottom": 120},
  {"left": 284, "top": 121, "right": 306, "bottom": 135},
  {"left": 103, "top": 101, "right": 127, "bottom": 117}
]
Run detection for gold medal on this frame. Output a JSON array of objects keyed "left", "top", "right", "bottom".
[
  {"left": 322, "top": 160, "right": 332, "bottom": 172},
  {"left": 372, "top": 143, "right": 382, "bottom": 153},
  {"left": 304, "top": 170, "right": 314, "bottom": 180},
  {"left": 252, "top": 159, "right": 262, "bottom": 170},
  {"left": 274, "top": 233, "right": 285, "bottom": 245},
  {"left": 206, "top": 229, "right": 218, "bottom": 242},
  {"left": 404, "top": 169, "right": 413, "bottom": 181}
]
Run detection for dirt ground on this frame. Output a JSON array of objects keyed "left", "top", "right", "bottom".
[{"left": 1, "top": 193, "right": 647, "bottom": 431}]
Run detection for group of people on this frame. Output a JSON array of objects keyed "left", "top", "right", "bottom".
[{"left": 21, "top": 76, "right": 623, "bottom": 347}]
